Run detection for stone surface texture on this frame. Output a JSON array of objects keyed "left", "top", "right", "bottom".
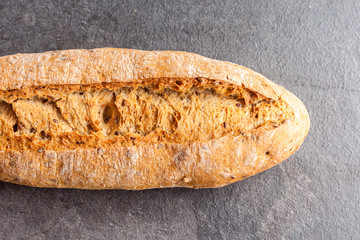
[{"left": 0, "top": 1, "right": 359, "bottom": 239}]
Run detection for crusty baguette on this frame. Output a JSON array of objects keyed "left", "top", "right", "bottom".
[{"left": 0, "top": 48, "right": 310, "bottom": 189}]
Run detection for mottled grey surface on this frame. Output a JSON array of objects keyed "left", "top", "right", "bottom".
[{"left": 0, "top": 0, "right": 359, "bottom": 239}]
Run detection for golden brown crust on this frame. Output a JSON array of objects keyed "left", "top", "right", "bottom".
[{"left": 0, "top": 48, "right": 310, "bottom": 189}]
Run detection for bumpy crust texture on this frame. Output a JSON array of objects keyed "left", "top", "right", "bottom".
[{"left": 0, "top": 48, "right": 310, "bottom": 189}]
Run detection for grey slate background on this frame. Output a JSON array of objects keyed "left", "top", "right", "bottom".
[{"left": 1, "top": 0, "right": 359, "bottom": 239}]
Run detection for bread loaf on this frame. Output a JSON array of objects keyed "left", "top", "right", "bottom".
[{"left": 0, "top": 48, "right": 310, "bottom": 189}]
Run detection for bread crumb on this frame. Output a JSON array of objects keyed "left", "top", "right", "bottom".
[
  {"left": 37, "top": 148, "right": 44, "bottom": 153},
  {"left": 182, "top": 177, "right": 190, "bottom": 183}
]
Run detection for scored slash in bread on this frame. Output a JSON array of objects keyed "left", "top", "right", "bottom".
[{"left": 0, "top": 48, "right": 310, "bottom": 189}]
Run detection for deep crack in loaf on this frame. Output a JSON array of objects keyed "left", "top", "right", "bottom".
[
  {"left": 0, "top": 79, "right": 292, "bottom": 151},
  {"left": 0, "top": 48, "right": 309, "bottom": 189}
]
